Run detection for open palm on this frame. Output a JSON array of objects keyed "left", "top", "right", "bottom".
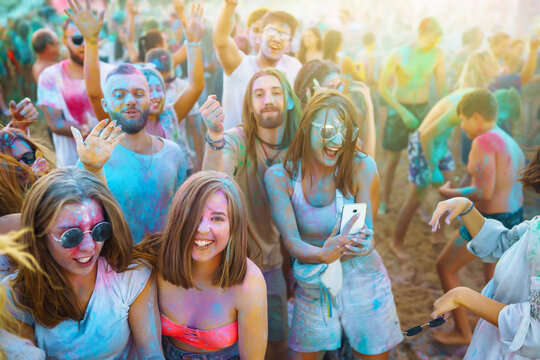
[
  {"left": 72, "top": 120, "right": 125, "bottom": 170},
  {"left": 183, "top": 3, "right": 205, "bottom": 43},
  {"left": 65, "top": 0, "right": 104, "bottom": 39}
]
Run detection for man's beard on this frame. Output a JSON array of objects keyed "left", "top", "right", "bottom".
[
  {"left": 255, "top": 106, "right": 284, "bottom": 129},
  {"left": 68, "top": 47, "right": 84, "bottom": 66},
  {"left": 110, "top": 108, "right": 149, "bottom": 134}
]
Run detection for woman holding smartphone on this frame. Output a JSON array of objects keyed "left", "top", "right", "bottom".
[{"left": 265, "top": 90, "right": 402, "bottom": 360}]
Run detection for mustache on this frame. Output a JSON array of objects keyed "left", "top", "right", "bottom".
[{"left": 261, "top": 105, "right": 280, "bottom": 112}]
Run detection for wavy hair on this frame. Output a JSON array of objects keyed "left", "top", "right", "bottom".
[
  {"left": 297, "top": 27, "right": 322, "bottom": 64},
  {"left": 284, "top": 90, "right": 363, "bottom": 197},
  {"left": 10, "top": 167, "right": 133, "bottom": 327},
  {"left": 457, "top": 50, "right": 499, "bottom": 89}
]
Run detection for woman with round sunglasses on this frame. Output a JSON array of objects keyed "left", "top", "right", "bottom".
[
  {"left": 1, "top": 167, "right": 164, "bottom": 359},
  {"left": 134, "top": 171, "right": 267, "bottom": 359},
  {"left": 429, "top": 146, "right": 540, "bottom": 360},
  {"left": 265, "top": 90, "right": 402, "bottom": 360}
]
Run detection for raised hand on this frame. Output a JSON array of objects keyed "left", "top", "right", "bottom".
[
  {"left": 72, "top": 120, "right": 125, "bottom": 170},
  {"left": 7, "top": 98, "right": 38, "bottom": 131},
  {"left": 429, "top": 197, "right": 472, "bottom": 232},
  {"left": 64, "top": 0, "right": 104, "bottom": 40},
  {"left": 200, "top": 95, "right": 225, "bottom": 139},
  {"left": 173, "top": 0, "right": 186, "bottom": 17},
  {"left": 182, "top": 3, "right": 205, "bottom": 43},
  {"left": 348, "top": 81, "right": 372, "bottom": 104},
  {"left": 319, "top": 213, "right": 359, "bottom": 263},
  {"left": 126, "top": 0, "right": 139, "bottom": 16}
]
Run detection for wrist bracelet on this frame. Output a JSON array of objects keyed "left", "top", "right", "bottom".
[
  {"left": 459, "top": 201, "right": 474, "bottom": 217},
  {"left": 205, "top": 133, "right": 225, "bottom": 150},
  {"left": 185, "top": 41, "right": 201, "bottom": 47}
]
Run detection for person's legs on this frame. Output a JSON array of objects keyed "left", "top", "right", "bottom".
[
  {"left": 263, "top": 267, "right": 289, "bottom": 360},
  {"left": 430, "top": 169, "right": 454, "bottom": 245},
  {"left": 353, "top": 350, "right": 389, "bottom": 360},
  {"left": 380, "top": 150, "right": 401, "bottom": 214},
  {"left": 391, "top": 182, "right": 425, "bottom": 260},
  {"left": 434, "top": 230, "right": 476, "bottom": 344}
]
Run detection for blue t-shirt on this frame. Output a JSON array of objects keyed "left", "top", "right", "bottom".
[
  {"left": 78, "top": 137, "right": 187, "bottom": 243},
  {"left": 2, "top": 258, "right": 151, "bottom": 359}
]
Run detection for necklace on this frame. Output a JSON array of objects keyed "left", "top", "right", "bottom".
[
  {"left": 258, "top": 138, "right": 281, "bottom": 167},
  {"left": 129, "top": 135, "right": 154, "bottom": 177}
]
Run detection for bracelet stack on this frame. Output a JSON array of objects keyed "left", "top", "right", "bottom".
[
  {"left": 459, "top": 201, "right": 474, "bottom": 217},
  {"left": 205, "top": 133, "right": 226, "bottom": 150}
]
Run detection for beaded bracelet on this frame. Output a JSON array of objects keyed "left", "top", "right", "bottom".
[
  {"left": 205, "top": 133, "right": 226, "bottom": 150},
  {"left": 459, "top": 201, "right": 474, "bottom": 217}
]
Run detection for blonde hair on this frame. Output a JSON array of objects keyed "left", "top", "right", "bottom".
[
  {"left": 457, "top": 50, "right": 499, "bottom": 89},
  {"left": 0, "top": 229, "right": 39, "bottom": 359}
]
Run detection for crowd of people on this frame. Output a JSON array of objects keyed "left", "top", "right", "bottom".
[{"left": 0, "top": 0, "right": 539, "bottom": 359}]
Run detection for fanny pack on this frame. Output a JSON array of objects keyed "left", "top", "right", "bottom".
[{"left": 292, "top": 187, "right": 344, "bottom": 317}]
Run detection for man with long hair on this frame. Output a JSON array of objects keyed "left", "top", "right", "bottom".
[
  {"left": 199, "top": 68, "right": 301, "bottom": 360},
  {"left": 213, "top": 0, "right": 301, "bottom": 130}
]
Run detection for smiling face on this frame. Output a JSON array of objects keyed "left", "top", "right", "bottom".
[
  {"left": 102, "top": 73, "right": 150, "bottom": 134},
  {"left": 310, "top": 108, "right": 346, "bottom": 168},
  {"left": 260, "top": 22, "right": 292, "bottom": 62},
  {"left": 192, "top": 190, "right": 230, "bottom": 263},
  {"left": 147, "top": 74, "right": 165, "bottom": 115},
  {"left": 251, "top": 74, "right": 286, "bottom": 130},
  {"left": 46, "top": 198, "right": 105, "bottom": 280}
]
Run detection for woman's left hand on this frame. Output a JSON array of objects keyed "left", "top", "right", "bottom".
[
  {"left": 432, "top": 287, "right": 469, "bottom": 318},
  {"left": 343, "top": 225, "right": 375, "bottom": 256},
  {"left": 31, "top": 151, "right": 50, "bottom": 178}
]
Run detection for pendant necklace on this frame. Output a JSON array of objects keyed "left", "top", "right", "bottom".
[
  {"left": 258, "top": 138, "right": 281, "bottom": 167},
  {"left": 130, "top": 135, "right": 154, "bottom": 177}
]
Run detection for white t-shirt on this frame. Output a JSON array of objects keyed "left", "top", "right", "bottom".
[
  {"left": 222, "top": 54, "right": 302, "bottom": 130},
  {"left": 37, "top": 60, "right": 115, "bottom": 167},
  {"left": 2, "top": 258, "right": 151, "bottom": 359},
  {"left": 0, "top": 330, "right": 45, "bottom": 360}
]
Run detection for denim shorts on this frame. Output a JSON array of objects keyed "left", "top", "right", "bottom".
[
  {"left": 163, "top": 336, "right": 240, "bottom": 360},
  {"left": 459, "top": 208, "right": 524, "bottom": 242}
]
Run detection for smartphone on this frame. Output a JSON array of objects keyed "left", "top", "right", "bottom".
[{"left": 340, "top": 203, "right": 367, "bottom": 235}]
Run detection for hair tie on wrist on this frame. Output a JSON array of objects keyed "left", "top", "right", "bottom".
[{"left": 459, "top": 202, "right": 474, "bottom": 217}]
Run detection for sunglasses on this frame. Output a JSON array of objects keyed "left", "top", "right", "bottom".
[
  {"left": 400, "top": 316, "right": 446, "bottom": 336},
  {"left": 70, "top": 35, "right": 84, "bottom": 46},
  {"left": 18, "top": 150, "right": 36, "bottom": 165},
  {"left": 311, "top": 122, "right": 359, "bottom": 141},
  {"left": 263, "top": 27, "right": 291, "bottom": 41},
  {"left": 50, "top": 221, "right": 113, "bottom": 249}
]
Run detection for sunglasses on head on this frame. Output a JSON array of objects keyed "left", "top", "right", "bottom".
[
  {"left": 311, "top": 122, "right": 359, "bottom": 141},
  {"left": 400, "top": 316, "right": 446, "bottom": 336},
  {"left": 70, "top": 35, "right": 84, "bottom": 46},
  {"left": 50, "top": 221, "right": 113, "bottom": 249},
  {"left": 18, "top": 150, "right": 36, "bottom": 165}
]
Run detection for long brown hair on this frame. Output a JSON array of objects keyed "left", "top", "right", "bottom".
[
  {"left": 135, "top": 171, "right": 250, "bottom": 289},
  {"left": 297, "top": 27, "right": 322, "bottom": 64},
  {"left": 0, "top": 128, "right": 56, "bottom": 216},
  {"left": 241, "top": 68, "right": 302, "bottom": 169},
  {"left": 10, "top": 167, "right": 133, "bottom": 328},
  {"left": 284, "top": 90, "right": 363, "bottom": 197}
]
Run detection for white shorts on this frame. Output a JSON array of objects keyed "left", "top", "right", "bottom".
[{"left": 288, "top": 251, "right": 403, "bottom": 355}]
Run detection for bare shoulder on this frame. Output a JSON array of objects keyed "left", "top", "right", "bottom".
[
  {"left": 235, "top": 259, "right": 266, "bottom": 306},
  {"left": 264, "top": 163, "right": 294, "bottom": 190}
]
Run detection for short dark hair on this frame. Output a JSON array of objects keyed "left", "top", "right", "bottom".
[
  {"left": 32, "top": 28, "right": 55, "bottom": 54},
  {"left": 362, "top": 32, "right": 375, "bottom": 45},
  {"left": 105, "top": 63, "right": 144, "bottom": 83},
  {"left": 520, "top": 146, "right": 540, "bottom": 193},
  {"left": 261, "top": 11, "right": 299, "bottom": 37},
  {"left": 145, "top": 48, "right": 173, "bottom": 73},
  {"left": 418, "top": 17, "right": 443, "bottom": 37},
  {"left": 457, "top": 89, "right": 498, "bottom": 121},
  {"left": 247, "top": 8, "right": 270, "bottom": 28}
]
